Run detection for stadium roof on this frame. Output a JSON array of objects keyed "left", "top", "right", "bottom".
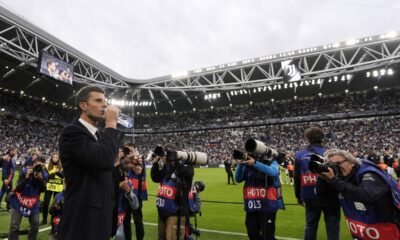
[
  {"left": 0, "top": 1, "right": 400, "bottom": 113},
  {"left": 2, "top": 0, "right": 400, "bottom": 80}
]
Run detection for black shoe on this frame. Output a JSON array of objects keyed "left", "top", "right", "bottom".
[{"left": 40, "top": 220, "right": 47, "bottom": 225}]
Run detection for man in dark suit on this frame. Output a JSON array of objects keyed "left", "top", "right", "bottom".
[{"left": 58, "top": 86, "right": 123, "bottom": 240}]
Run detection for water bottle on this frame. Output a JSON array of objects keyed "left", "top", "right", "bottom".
[{"left": 117, "top": 113, "right": 134, "bottom": 128}]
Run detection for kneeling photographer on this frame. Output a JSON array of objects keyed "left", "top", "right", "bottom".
[
  {"left": 151, "top": 144, "right": 207, "bottom": 240},
  {"left": 234, "top": 139, "right": 285, "bottom": 240},
  {"left": 185, "top": 180, "right": 205, "bottom": 240},
  {"left": 8, "top": 156, "right": 48, "bottom": 240},
  {"left": 317, "top": 149, "right": 400, "bottom": 240},
  {"left": 48, "top": 191, "right": 64, "bottom": 240}
]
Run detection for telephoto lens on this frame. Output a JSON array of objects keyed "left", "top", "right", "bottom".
[
  {"left": 245, "top": 138, "right": 278, "bottom": 157},
  {"left": 166, "top": 151, "right": 208, "bottom": 166}
]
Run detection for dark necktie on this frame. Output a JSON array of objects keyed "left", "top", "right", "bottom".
[{"left": 95, "top": 131, "right": 101, "bottom": 142}]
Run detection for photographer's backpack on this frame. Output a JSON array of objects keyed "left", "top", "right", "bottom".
[{"left": 358, "top": 160, "right": 400, "bottom": 226}]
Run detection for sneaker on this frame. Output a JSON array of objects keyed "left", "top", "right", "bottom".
[{"left": 40, "top": 220, "right": 47, "bottom": 225}]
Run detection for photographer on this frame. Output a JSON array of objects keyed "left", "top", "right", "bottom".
[
  {"left": 8, "top": 156, "right": 48, "bottom": 240},
  {"left": 223, "top": 158, "right": 236, "bottom": 185},
  {"left": 113, "top": 149, "right": 139, "bottom": 240},
  {"left": 48, "top": 191, "right": 64, "bottom": 240},
  {"left": 319, "top": 149, "right": 400, "bottom": 240},
  {"left": 383, "top": 147, "right": 395, "bottom": 177},
  {"left": 0, "top": 146, "right": 17, "bottom": 210},
  {"left": 151, "top": 144, "right": 194, "bottom": 240},
  {"left": 42, "top": 153, "right": 64, "bottom": 225},
  {"left": 294, "top": 127, "right": 340, "bottom": 240},
  {"left": 235, "top": 149, "right": 285, "bottom": 240},
  {"left": 123, "top": 143, "right": 148, "bottom": 240},
  {"left": 24, "top": 148, "right": 40, "bottom": 168}
]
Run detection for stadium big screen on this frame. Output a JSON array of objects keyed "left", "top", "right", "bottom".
[{"left": 38, "top": 51, "right": 74, "bottom": 85}]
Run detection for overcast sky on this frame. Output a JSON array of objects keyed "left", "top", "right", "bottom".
[{"left": 0, "top": 0, "right": 399, "bottom": 80}]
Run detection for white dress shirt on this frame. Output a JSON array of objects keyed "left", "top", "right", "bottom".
[{"left": 79, "top": 118, "right": 98, "bottom": 141}]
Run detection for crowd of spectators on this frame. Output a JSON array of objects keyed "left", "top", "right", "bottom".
[
  {"left": 0, "top": 87, "right": 399, "bottom": 166},
  {"left": 1, "top": 87, "right": 399, "bottom": 131},
  {"left": 134, "top": 88, "right": 400, "bottom": 130},
  {"left": 0, "top": 115, "right": 61, "bottom": 163},
  {"left": 0, "top": 90, "right": 75, "bottom": 122}
]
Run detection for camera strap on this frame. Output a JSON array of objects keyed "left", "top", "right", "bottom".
[
  {"left": 176, "top": 213, "right": 181, "bottom": 240},
  {"left": 263, "top": 173, "right": 269, "bottom": 240},
  {"left": 175, "top": 175, "right": 183, "bottom": 240},
  {"left": 194, "top": 213, "right": 198, "bottom": 240}
]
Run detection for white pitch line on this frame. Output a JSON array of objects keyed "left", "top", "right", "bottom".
[
  {"left": 2, "top": 226, "right": 51, "bottom": 240},
  {"left": 141, "top": 221, "right": 301, "bottom": 240},
  {"left": 2, "top": 219, "right": 300, "bottom": 240}
]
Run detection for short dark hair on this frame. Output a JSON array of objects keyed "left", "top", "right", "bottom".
[
  {"left": 35, "top": 156, "right": 46, "bottom": 163},
  {"left": 367, "top": 151, "right": 379, "bottom": 164},
  {"left": 304, "top": 127, "right": 325, "bottom": 144},
  {"left": 163, "top": 143, "right": 179, "bottom": 152},
  {"left": 46, "top": 59, "right": 54, "bottom": 66},
  {"left": 75, "top": 86, "right": 105, "bottom": 114},
  {"left": 124, "top": 142, "right": 136, "bottom": 148}
]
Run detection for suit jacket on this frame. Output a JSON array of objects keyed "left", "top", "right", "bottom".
[{"left": 58, "top": 119, "right": 123, "bottom": 240}]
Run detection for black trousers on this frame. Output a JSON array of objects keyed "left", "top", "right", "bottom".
[
  {"left": 42, "top": 190, "right": 57, "bottom": 222},
  {"left": 226, "top": 170, "right": 235, "bottom": 184},
  {"left": 123, "top": 201, "right": 144, "bottom": 240},
  {"left": 245, "top": 211, "right": 277, "bottom": 240}
]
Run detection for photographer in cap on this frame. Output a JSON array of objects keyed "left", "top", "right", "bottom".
[
  {"left": 8, "top": 156, "right": 48, "bottom": 240},
  {"left": 294, "top": 127, "right": 340, "bottom": 240},
  {"left": 235, "top": 142, "right": 285, "bottom": 240},
  {"left": 151, "top": 143, "right": 194, "bottom": 240},
  {"left": 319, "top": 149, "right": 400, "bottom": 240}
]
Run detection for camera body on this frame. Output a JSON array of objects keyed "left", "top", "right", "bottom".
[
  {"left": 122, "top": 147, "right": 131, "bottom": 157},
  {"left": 309, "top": 154, "right": 338, "bottom": 174},
  {"left": 232, "top": 150, "right": 248, "bottom": 161},
  {"left": 55, "top": 200, "right": 64, "bottom": 209},
  {"left": 33, "top": 164, "right": 43, "bottom": 174},
  {"left": 192, "top": 181, "right": 205, "bottom": 193}
]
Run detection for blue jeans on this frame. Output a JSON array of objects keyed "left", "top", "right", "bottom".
[
  {"left": 304, "top": 205, "right": 340, "bottom": 240},
  {"left": 0, "top": 181, "right": 12, "bottom": 202},
  {"left": 115, "top": 224, "right": 125, "bottom": 240}
]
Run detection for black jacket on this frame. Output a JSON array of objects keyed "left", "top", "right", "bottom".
[
  {"left": 58, "top": 119, "right": 123, "bottom": 240},
  {"left": 326, "top": 165, "right": 395, "bottom": 222}
]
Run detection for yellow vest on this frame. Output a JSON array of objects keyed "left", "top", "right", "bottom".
[{"left": 45, "top": 164, "right": 64, "bottom": 192}]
